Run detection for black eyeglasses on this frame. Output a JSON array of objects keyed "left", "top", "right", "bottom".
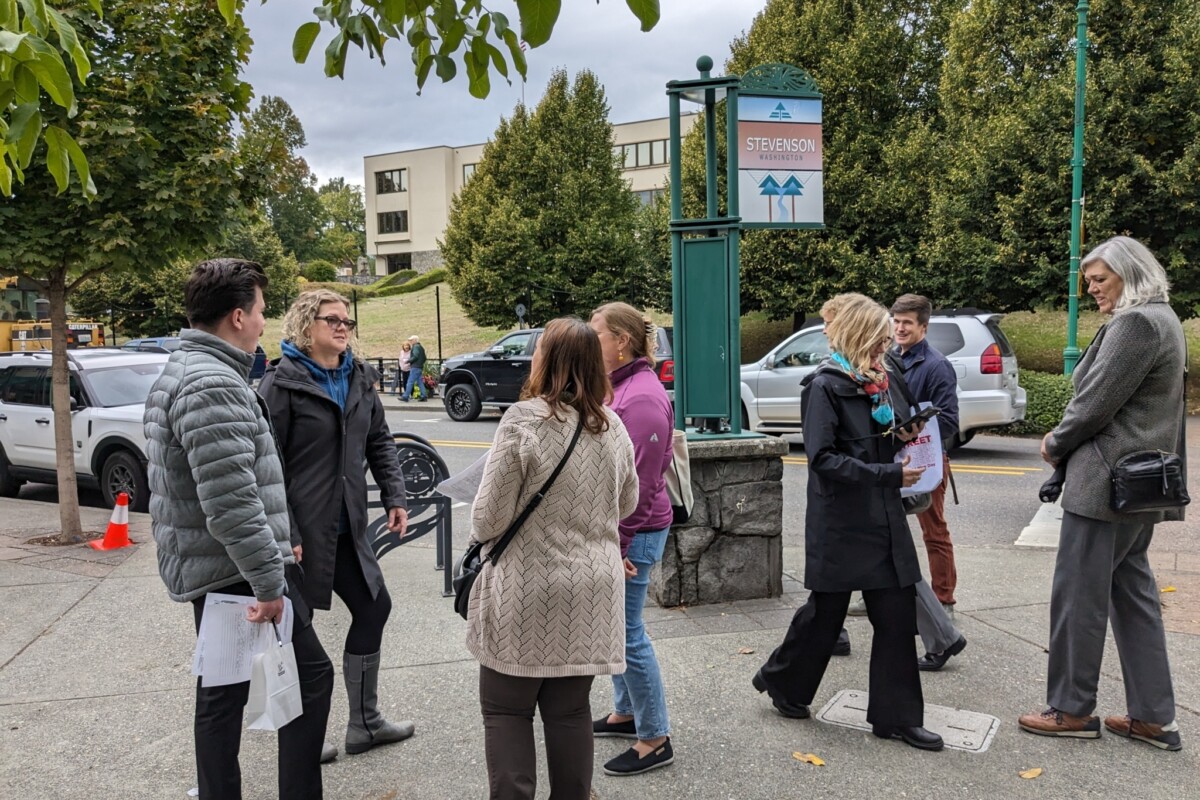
[{"left": 314, "top": 315, "right": 357, "bottom": 331}]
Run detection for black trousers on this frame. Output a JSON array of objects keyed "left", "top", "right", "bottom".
[
  {"left": 760, "top": 585, "right": 924, "bottom": 727},
  {"left": 191, "top": 574, "right": 334, "bottom": 800},
  {"left": 479, "top": 665, "right": 595, "bottom": 800},
  {"left": 332, "top": 531, "right": 392, "bottom": 655}
]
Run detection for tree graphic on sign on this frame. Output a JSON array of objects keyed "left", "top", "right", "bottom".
[
  {"left": 757, "top": 174, "right": 783, "bottom": 222},
  {"left": 781, "top": 175, "right": 804, "bottom": 220},
  {"left": 769, "top": 102, "right": 791, "bottom": 120}
]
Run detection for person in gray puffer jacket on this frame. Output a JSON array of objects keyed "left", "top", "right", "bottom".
[{"left": 144, "top": 259, "right": 333, "bottom": 800}]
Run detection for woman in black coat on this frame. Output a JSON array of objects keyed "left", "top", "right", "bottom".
[
  {"left": 259, "top": 289, "right": 413, "bottom": 760},
  {"left": 753, "top": 295, "right": 943, "bottom": 751}
]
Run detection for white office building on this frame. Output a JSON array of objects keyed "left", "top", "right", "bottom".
[{"left": 362, "top": 113, "right": 698, "bottom": 276}]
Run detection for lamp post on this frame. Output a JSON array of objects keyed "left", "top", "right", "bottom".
[{"left": 1064, "top": 0, "right": 1089, "bottom": 374}]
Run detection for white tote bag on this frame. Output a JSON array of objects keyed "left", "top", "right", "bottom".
[
  {"left": 664, "top": 429, "right": 694, "bottom": 524},
  {"left": 246, "top": 633, "right": 303, "bottom": 731}
]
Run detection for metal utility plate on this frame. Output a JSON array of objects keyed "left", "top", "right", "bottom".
[{"left": 816, "top": 689, "right": 1000, "bottom": 753}]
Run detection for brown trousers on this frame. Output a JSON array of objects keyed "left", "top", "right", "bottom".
[
  {"left": 479, "top": 665, "right": 595, "bottom": 800},
  {"left": 917, "top": 458, "right": 957, "bottom": 605}
]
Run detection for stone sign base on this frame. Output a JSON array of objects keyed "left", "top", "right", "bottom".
[{"left": 652, "top": 435, "right": 789, "bottom": 607}]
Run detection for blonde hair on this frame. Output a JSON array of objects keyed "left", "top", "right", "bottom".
[
  {"left": 591, "top": 302, "right": 657, "bottom": 368},
  {"left": 281, "top": 289, "right": 359, "bottom": 357},
  {"left": 826, "top": 296, "right": 891, "bottom": 381},
  {"left": 819, "top": 292, "right": 871, "bottom": 324}
]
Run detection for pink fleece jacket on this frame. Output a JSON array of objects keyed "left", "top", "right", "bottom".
[{"left": 609, "top": 358, "right": 675, "bottom": 555}]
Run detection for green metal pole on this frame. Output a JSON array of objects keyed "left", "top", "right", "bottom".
[
  {"left": 669, "top": 90, "right": 685, "bottom": 432},
  {"left": 1064, "top": 0, "right": 1089, "bottom": 375},
  {"left": 701, "top": 60, "right": 718, "bottom": 220},
  {"left": 726, "top": 86, "right": 742, "bottom": 434}
]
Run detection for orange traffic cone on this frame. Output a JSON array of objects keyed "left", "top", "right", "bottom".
[{"left": 90, "top": 492, "right": 133, "bottom": 550}]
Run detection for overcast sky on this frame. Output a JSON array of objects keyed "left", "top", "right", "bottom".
[{"left": 241, "top": 1, "right": 765, "bottom": 187}]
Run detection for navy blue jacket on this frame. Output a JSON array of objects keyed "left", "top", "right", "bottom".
[{"left": 891, "top": 339, "right": 960, "bottom": 441}]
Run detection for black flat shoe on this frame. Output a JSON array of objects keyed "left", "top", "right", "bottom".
[
  {"left": 752, "top": 670, "right": 811, "bottom": 719},
  {"left": 592, "top": 715, "right": 637, "bottom": 739},
  {"left": 917, "top": 635, "right": 967, "bottom": 671},
  {"left": 603, "top": 738, "right": 674, "bottom": 776},
  {"left": 832, "top": 627, "right": 851, "bottom": 657},
  {"left": 872, "top": 725, "right": 944, "bottom": 751}
]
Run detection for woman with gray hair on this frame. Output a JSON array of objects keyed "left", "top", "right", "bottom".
[
  {"left": 259, "top": 288, "right": 415, "bottom": 761},
  {"left": 1019, "top": 236, "right": 1185, "bottom": 751}
]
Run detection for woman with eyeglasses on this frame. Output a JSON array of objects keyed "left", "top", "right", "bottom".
[{"left": 259, "top": 289, "right": 414, "bottom": 762}]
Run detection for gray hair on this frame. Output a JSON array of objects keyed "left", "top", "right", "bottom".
[{"left": 1081, "top": 236, "right": 1170, "bottom": 312}]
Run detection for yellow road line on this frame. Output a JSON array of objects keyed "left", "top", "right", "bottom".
[{"left": 780, "top": 456, "right": 1041, "bottom": 476}]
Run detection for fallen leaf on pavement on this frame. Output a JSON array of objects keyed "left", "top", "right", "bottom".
[
  {"left": 737, "top": 647, "right": 755, "bottom": 655},
  {"left": 1161, "top": 586, "right": 1177, "bottom": 593},
  {"left": 1019, "top": 768, "right": 1043, "bottom": 780},
  {"left": 793, "top": 752, "right": 825, "bottom": 766}
]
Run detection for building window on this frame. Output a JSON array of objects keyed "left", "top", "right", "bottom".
[
  {"left": 633, "top": 189, "right": 665, "bottom": 207},
  {"left": 617, "top": 139, "right": 670, "bottom": 169},
  {"left": 384, "top": 253, "right": 412, "bottom": 274},
  {"left": 375, "top": 169, "right": 407, "bottom": 194},
  {"left": 462, "top": 163, "right": 477, "bottom": 183},
  {"left": 378, "top": 211, "right": 409, "bottom": 234}
]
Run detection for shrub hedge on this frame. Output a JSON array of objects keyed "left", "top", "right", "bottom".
[
  {"left": 1005, "top": 370, "right": 1075, "bottom": 435},
  {"left": 376, "top": 268, "right": 448, "bottom": 297}
]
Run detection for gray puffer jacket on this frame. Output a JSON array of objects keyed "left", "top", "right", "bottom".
[{"left": 144, "top": 329, "right": 293, "bottom": 602}]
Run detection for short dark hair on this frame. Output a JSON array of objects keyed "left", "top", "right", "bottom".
[
  {"left": 890, "top": 293, "right": 932, "bottom": 326},
  {"left": 185, "top": 259, "right": 268, "bottom": 328}
]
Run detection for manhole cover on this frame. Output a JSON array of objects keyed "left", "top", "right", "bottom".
[{"left": 816, "top": 689, "right": 1000, "bottom": 753}]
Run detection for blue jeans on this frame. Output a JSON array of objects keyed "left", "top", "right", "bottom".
[
  {"left": 404, "top": 367, "right": 427, "bottom": 399},
  {"left": 612, "top": 527, "right": 670, "bottom": 740}
]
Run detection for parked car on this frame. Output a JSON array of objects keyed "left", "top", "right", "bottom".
[
  {"left": 0, "top": 350, "right": 169, "bottom": 511},
  {"left": 738, "top": 311, "right": 1026, "bottom": 448},
  {"left": 120, "top": 336, "right": 181, "bottom": 354},
  {"left": 439, "top": 326, "right": 674, "bottom": 422}
]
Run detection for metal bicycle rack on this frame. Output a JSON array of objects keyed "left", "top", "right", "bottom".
[{"left": 367, "top": 433, "right": 455, "bottom": 596}]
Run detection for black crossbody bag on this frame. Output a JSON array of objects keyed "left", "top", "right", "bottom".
[{"left": 452, "top": 415, "right": 585, "bottom": 620}]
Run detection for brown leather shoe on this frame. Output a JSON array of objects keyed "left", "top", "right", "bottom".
[
  {"left": 1104, "top": 715, "right": 1182, "bottom": 751},
  {"left": 1018, "top": 707, "right": 1101, "bottom": 738}
]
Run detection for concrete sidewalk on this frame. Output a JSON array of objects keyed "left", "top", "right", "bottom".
[{"left": 1, "top": 496, "right": 1197, "bottom": 799}]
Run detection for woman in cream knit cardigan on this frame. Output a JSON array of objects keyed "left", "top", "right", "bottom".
[{"left": 467, "top": 316, "right": 639, "bottom": 800}]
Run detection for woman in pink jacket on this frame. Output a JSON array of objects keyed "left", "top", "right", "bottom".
[{"left": 588, "top": 302, "right": 676, "bottom": 776}]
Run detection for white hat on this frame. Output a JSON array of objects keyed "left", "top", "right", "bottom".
[{"left": 407, "top": 335, "right": 419, "bottom": 341}]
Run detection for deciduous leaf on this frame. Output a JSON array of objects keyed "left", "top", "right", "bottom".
[
  {"left": 1161, "top": 586, "right": 1177, "bottom": 593},
  {"left": 737, "top": 647, "right": 755, "bottom": 655},
  {"left": 624, "top": 0, "right": 660, "bottom": 32},
  {"left": 1019, "top": 767, "right": 1043, "bottom": 779},
  {"left": 292, "top": 21, "right": 321, "bottom": 63},
  {"left": 515, "top": 0, "right": 560, "bottom": 48},
  {"left": 792, "top": 752, "right": 825, "bottom": 766}
]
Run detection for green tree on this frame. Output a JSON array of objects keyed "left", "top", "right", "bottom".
[
  {"left": 707, "top": 0, "right": 954, "bottom": 327},
  {"left": 238, "top": 95, "right": 324, "bottom": 261},
  {"left": 6, "top": 0, "right": 661, "bottom": 196},
  {"left": 926, "top": 0, "right": 1200, "bottom": 315},
  {"left": 0, "top": 0, "right": 253, "bottom": 540},
  {"left": 312, "top": 176, "right": 366, "bottom": 264},
  {"left": 441, "top": 69, "right": 643, "bottom": 327}
]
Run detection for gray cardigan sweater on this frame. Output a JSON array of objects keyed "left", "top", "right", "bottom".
[
  {"left": 144, "top": 329, "right": 293, "bottom": 602},
  {"left": 1046, "top": 301, "right": 1187, "bottom": 524}
]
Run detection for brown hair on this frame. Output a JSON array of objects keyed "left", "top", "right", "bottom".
[
  {"left": 826, "top": 295, "right": 891, "bottom": 381},
  {"left": 591, "top": 302, "right": 657, "bottom": 368},
  {"left": 521, "top": 317, "right": 611, "bottom": 434},
  {"left": 890, "top": 293, "right": 932, "bottom": 326},
  {"left": 185, "top": 258, "right": 267, "bottom": 329}
]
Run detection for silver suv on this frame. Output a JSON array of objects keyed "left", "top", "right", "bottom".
[
  {"left": 0, "top": 350, "right": 169, "bottom": 510},
  {"left": 738, "top": 311, "right": 1026, "bottom": 447}
]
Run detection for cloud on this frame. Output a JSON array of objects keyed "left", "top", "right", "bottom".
[{"left": 241, "top": 1, "right": 763, "bottom": 186}]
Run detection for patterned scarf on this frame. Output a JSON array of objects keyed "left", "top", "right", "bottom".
[{"left": 830, "top": 351, "right": 893, "bottom": 425}]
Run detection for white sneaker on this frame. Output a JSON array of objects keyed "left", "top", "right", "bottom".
[{"left": 847, "top": 594, "right": 868, "bottom": 616}]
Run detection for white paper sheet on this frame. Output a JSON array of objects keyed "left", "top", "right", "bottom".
[
  {"left": 192, "top": 593, "right": 293, "bottom": 687},
  {"left": 896, "top": 403, "right": 944, "bottom": 497},
  {"left": 435, "top": 450, "right": 491, "bottom": 505}
]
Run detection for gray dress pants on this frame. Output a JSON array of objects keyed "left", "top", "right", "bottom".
[
  {"left": 915, "top": 579, "right": 960, "bottom": 654},
  {"left": 1047, "top": 510, "right": 1176, "bottom": 722}
]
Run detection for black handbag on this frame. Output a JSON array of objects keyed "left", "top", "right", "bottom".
[
  {"left": 452, "top": 415, "right": 585, "bottom": 620},
  {"left": 1089, "top": 344, "right": 1189, "bottom": 514}
]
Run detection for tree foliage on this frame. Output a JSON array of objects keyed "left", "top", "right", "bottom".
[
  {"left": 0, "top": 0, "right": 254, "bottom": 538},
  {"left": 441, "top": 69, "right": 645, "bottom": 327}
]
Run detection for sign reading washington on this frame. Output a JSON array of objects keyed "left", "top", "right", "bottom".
[{"left": 737, "top": 95, "right": 824, "bottom": 228}]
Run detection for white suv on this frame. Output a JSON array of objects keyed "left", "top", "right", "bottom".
[
  {"left": 739, "top": 311, "right": 1027, "bottom": 448},
  {"left": 0, "top": 350, "right": 169, "bottom": 511}
]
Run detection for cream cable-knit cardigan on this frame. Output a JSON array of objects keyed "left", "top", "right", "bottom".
[{"left": 466, "top": 399, "right": 639, "bottom": 678}]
